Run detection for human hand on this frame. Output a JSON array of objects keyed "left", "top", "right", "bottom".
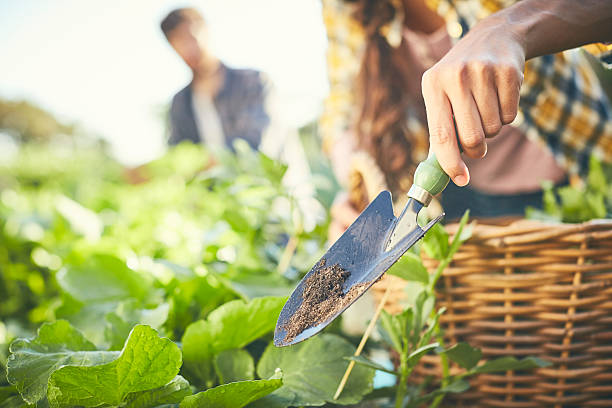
[
  {"left": 421, "top": 17, "right": 526, "bottom": 186},
  {"left": 328, "top": 192, "right": 360, "bottom": 243}
]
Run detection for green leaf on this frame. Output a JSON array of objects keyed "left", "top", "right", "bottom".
[
  {"left": 406, "top": 343, "right": 439, "bottom": 366},
  {"left": 179, "top": 378, "right": 282, "bottom": 408},
  {"left": 419, "top": 307, "right": 445, "bottom": 348},
  {"left": 6, "top": 320, "right": 117, "bottom": 405},
  {"left": 442, "top": 342, "right": 482, "bottom": 370},
  {"left": 181, "top": 296, "right": 285, "bottom": 385},
  {"left": 346, "top": 356, "right": 400, "bottom": 376},
  {"left": 124, "top": 376, "right": 192, "bottom": 408},
  {"left": 541, "top": 180, "right": 562, "bottom": 218},
  {"left": 0, "top": 386, "right": 17, "bottom": 404},
  {"left": 378, "top": 310, "right": 403, "bottom": 353},
  {"left": 588, "top": 155, "right": 607, "bottom": 195},
  {"left": 421, "top": 223, "right": 448, "bottom": 261},
  {"left": 0, "top": 395, "right": 28, "bottom": 408},
  {"left": 440, "top": 379, "right": 470, "bottom": 393},
  {"left": 47, "top": 325, "right": 182, "bottom": 408},
  {"left": 471, "top": 356, "right": 550, "bottom": 374},
  {"left": 387, "top": 252, "right": 429, "bottom": 284},
  {"left": 105, "top": 301, "right": 169, "bottom": 350},
  {"left": 410, "top": 379, "right": 470, "bottom": 406},
  {"left": 411, "top": 290, "right": 432, "bottom": 342},
  {"left": 256, "top": 334, "right": 374, "bottom": 407},
  {"left": 214, "top": 349, "right": 255, "bottom": 383},
  {"left": 57, "top": 254, "right": 151, "bottom": 303}
]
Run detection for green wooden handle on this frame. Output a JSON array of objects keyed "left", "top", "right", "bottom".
[{"left": 413, "top": 153, "right": 450, "bottom": 196}]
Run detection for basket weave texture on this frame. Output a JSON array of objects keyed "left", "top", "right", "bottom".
[{"left": 373, "top": 219, "right": 612, "bottom": 407}]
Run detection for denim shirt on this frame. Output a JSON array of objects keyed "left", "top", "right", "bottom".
[{"left": 168, "top": 64, "right": 270, "bottom": 151}]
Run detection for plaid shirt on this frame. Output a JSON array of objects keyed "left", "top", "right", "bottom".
[{"left": 321, "top": 0, "right": 612, "bottom": 177}]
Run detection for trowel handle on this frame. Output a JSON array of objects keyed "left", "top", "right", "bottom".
[{"left": 408, "top": 153, "right": 450, "bottom": 206}]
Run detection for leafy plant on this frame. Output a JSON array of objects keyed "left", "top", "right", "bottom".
[
  {"left": 352, "top": 211, "right": 550, "bottom": 408},
  {"left": 256, "top": 333, "right": 374, "bottom": 407},
  {"left": 527, "top": 155, "right": 612, "bottom": 222},
  {"left": 1, "top": 143, "right": 380, "bottom": 407}
]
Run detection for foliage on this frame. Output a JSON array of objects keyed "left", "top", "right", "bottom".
[
  {"left": 0, "top": 98, "right": 75, "bottom": 143},
  {"left": 256, "top": 334, "right": 374, "bottom": 407},
  {"left": 1, "top": 140, "right": 551, "bottom": 407},
  {"left": 0, "top": 142, "right": 379, "bottom": 407},
  {"left": 527, "top": 155, "right": 612, "bottom": 222},
  {"left": 355, "top": 211, "right": 550, "bottom": 408}
]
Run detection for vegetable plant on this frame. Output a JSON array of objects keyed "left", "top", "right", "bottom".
[
  {"left": 1, "top": 141, "right": 550, "bottom": 408},
  {"left": 0, "top": 142, "right": 376, "bottom": 407},
  {"left": 350, "top": 211, "right": 550, "bottom": 408},
  {"left": 527, "top": 155, "right": 612, "bottom": 222}
]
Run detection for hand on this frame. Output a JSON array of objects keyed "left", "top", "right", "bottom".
[
  {"left": 421, "top": 16, "right": 526, "bottom": 186},
  {"left": 328, "top": 192, "right": 360, "bottom": 243}
]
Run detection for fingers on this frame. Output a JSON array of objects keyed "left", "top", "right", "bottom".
[
  {"left": 496, "top": 65, "right": 523, "bottom": 125},
  {"left": 448, "top": 89, "right": 487, "bottom": 160},
  {"left": 471, "top": 62, "right": 503, "bottom": 137},
  {"left": 422, "top": 74, "right": 469, "bottom": 186}
]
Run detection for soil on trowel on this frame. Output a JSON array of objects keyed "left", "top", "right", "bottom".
[{"left": 282, "top": 259, "right": 370, "bottom": 343}]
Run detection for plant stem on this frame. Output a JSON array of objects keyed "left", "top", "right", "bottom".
[
  {"left": 395, "top": 356, "right": 409, "bottom": 408},
  {"left": 276, "top": 235, "right": 298, "bottom": 275},
  {"left": 429, "top": 325, "right": 450, "bottom": 408}
]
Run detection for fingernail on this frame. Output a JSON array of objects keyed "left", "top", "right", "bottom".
[{"left": 453, "top": 174, "right": 468, "bottom": 186}]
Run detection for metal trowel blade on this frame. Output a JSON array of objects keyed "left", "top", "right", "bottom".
[{"left": 274, "top": 190, "right": 442, "bottom": 347}]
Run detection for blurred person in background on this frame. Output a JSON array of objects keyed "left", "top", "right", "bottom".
[
  {"left": 161, "top": 7, "right": 323, "bottom": 230},
  {"left": 322, "top": 0, "right": 612, "bottom": 241}
]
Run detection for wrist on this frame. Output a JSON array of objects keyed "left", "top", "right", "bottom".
[{"left": 478, "top": 8, "right": 529, "bottom": 58}]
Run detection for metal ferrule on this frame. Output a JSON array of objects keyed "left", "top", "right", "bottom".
[{"left": 408, "top": 184, "right": 433, "bottom": 207}]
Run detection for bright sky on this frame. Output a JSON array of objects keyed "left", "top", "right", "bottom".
[{"left": 0, "top": 0, "right": 329, "bottom": 165}]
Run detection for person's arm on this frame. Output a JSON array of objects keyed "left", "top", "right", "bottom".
[{"left": 422, "top": 0, "right": 612, "bottom": 187}]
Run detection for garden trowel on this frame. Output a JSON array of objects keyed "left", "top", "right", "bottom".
[{"left": 275, "top": 153, "right": 451, "bottom": 346}]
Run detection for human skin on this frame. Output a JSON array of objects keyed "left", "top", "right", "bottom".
[
  {"left": 421, "top": 0, "right": 612, "bottom": 186},
  {"left": 167, "top": 19, "right": 224, "bottom": 95}
]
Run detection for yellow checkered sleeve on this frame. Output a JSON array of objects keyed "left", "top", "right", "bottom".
[
  {"left": 321, "top": 0, "right": 612, "bottom": 175},
  {"left": 320, "top": 0, "right": 365, "bottom": 153}
]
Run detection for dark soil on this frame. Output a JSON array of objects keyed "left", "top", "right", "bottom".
[{"left": 282, "top": 259, "right": 370, "bottom": 343}]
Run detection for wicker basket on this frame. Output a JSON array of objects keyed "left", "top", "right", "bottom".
[{"left": 372, "top": 219, "right": 612, "bottom": 408}]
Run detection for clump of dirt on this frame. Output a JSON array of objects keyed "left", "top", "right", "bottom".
[{"left": 282, "top": 259, "right": 370, "bottom": 343}]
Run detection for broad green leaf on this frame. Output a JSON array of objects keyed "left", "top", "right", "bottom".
[
  {"left": 0, "top": 395, "right": 27, "bottom": 408},
  {"left": 443, "top": 342, "right": 482, "bottom": 370},
  {"left": 471, "top": 356, "right": 550, "bottom": 374},
  {"left": 346, "top": 356, "right": 400, "bottom": 376},
  {"left": 0, "top": 386, "right": 17, "bottom": 404},
  {"left": 256, "top": 334, "right": 374, "bottom": 407},
  {"left": 105, "top": 301, "right": 169, "bottom": 350},
  {"left": 179, "top": 378, "right": 282, "bottom": 408},
  {"left": 182, "top": 296, "right": 285, "bottom": 385},
  {"left": 47, "top": 325, "right": 181, "bottom": 408},
  {"left": 6, "top": 320, "right": 117, "bottom": 405},
  {"left": 387, "top": 252, "right": 428, "bottom": 284},
  {"left": 214, "top": 349, "right": 255, "bottom": 383},
  {"left": 422, "top": 223, "right": 448, "bottom": 260},
  {"left": 57, "top": 254, "right": 151, "bottom": 303},
  {"left": 124, "top": 376, "right": 192, "bottom": 408}
]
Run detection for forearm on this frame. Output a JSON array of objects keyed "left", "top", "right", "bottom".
[{"left": 486, "top": 0, "right": 612, "bottom": 60}]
